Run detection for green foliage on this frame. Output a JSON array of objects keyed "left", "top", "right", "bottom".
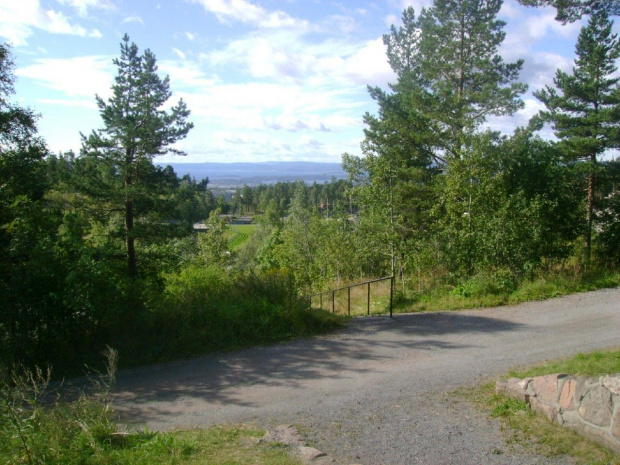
[
  {"left": 80, "top": 34, "right": 193, "bottom": 278},
  {"left": 517, "top": 0, "right": 620, "bottom": 23},
  {"left": 147, "top": 266, "right": 343, "bottom": 358},
  {"left": 535, "top": 7, "right": 620, "bottom": 259},
  {"left": 197, "top": 208, "right": 230, "bottom": 266},
  {"left": 399, "top": 265, "right": 620, "bottom": 313}
]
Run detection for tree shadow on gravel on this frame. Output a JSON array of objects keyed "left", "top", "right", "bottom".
[{"left": 110, "top": 312, "right": 526, "bottom": 425}]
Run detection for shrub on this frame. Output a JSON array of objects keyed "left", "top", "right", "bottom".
[{"left": 143, "top": 265, "right": 342, "bottom": 360}]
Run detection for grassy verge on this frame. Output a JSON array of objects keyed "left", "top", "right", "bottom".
[
  {"left": 396, "top": 269, "right": 620, "bottom": 313},
  {"left": 0, "top": 353, "right": 302, "bottom": 465},
  {"left": 468, "top": 349, "right": 620, "bottom": 465},
  {"left": 310, "top": 278, "right": 393, "bottom": 316}
]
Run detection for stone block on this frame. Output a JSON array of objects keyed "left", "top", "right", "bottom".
[
  {"left": 530, "top": 396, "right": 559, "bottom": 424},
  {"left": 559, "top": 378, "right": 577, "bottom": 411},
  {"left": 262, "top": 425, "right": 307, "bottom": 447},
  {"left": 496, "top": 378, "right": 531, "bottom": 402},
  {"left": 298, "top": 446, "right": 327, "bottom": 462},
  {"left": 612, "top": 399, "right": 620, "bottom": 442},
  {"left": 603, "top": 374, "right": 620, "bottom": 395},
  {"left": 579, "top": 422, "right": 620, "bottom": 453},
  {"left": 578, "top": 386, "right": 613, "bottom": 427},
  {"left": 531, "top": 374, "right": 562, "bottom": 404},
  {"left": 574, "top": 377, "right": 590, "bottom": 402},
  {"left": 561, "top": 409, "right": 580, "bottom": 426}
]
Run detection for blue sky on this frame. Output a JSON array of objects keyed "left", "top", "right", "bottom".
[{"left": 1, "top": 0, "right": 614, "bottom": 164}]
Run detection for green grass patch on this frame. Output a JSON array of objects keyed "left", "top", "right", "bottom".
[
  {"left": 397, "top": 269, "right": 620, "bottom": 314},
  {"left": 508, "top": 350, "right": 620, "bottom": 380},
  {"left": 228, "top": 224, "right": 257, "bottom": 250},
  {"left": 468, "top": 349, "right": 620, "bottom": 464},
  {"left": 0, "top": 357, "right": 302, "bottom": 465}
]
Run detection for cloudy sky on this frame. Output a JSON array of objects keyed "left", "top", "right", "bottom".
[{"left": 1, "top": 0, "right": 613, "bottom": 164}]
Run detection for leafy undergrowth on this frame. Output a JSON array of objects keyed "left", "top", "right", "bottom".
[
  {"left": 395, "top": 269, "right": 620, "bottom": 314},
  {"left": 468, "top": 349, "right": 620, "bottom": 465}
]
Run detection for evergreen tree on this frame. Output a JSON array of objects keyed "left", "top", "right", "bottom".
[
  {"left": 534, "top": 7, "right": 620, "bottom": 259},
  {"left": 517, "top": 0, "right": 620, "bottom": 23},
  {"left": 81, "top": 35, "right": 193, "bottom": 278},
  {"left": 345, "top": 0, "right": 526, "bottom": 276}
]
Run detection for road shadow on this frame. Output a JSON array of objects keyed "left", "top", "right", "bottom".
[{"left": 111, "top": 311, "right": 527, "bottom": 424}]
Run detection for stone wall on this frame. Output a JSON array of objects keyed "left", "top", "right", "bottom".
[{"left": 496, "top": 373, "right": 620, "bottom": 453}]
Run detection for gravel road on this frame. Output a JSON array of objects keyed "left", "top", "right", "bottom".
[{"left": 113, "top": 288, "right": 620, "bottom": 464}]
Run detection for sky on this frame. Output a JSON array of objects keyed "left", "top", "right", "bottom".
[{"left": 1, "top": 0, "right": 616, "bottom": 164}]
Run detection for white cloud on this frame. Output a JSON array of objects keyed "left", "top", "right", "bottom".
[
  {"left": 0, "top": 0, "right": 103, "bottom": 45},
  {"left": 38, "top": 98, "right": 97, "bottom": 109},
  {"left": 185, "top": 32, "right": 197, "bottom": 41},
  {"left": 343, "top": 37, "right": 394, "bottom": 86},
  {"left": 16, "top": 55, "right": 114, "bottom": 99},
  {"left": 520, "top": 52, "right": 573, "bottom": 92},
  {"left": 400, "top": 0, "right": 433, "bottom": 12},
  {"left": 188, "top": 0, "right": 309, "bottom": 30},
  {"left": 56, "top": 0, "right": 115, "bottom": 17},
  {"left": 122, "top": 16, "right": 144, "bottom": 25},
  {"left": 204, "top": 29, "right": 393, "bottom": 88},
  {"left": 172, "top": 48, "right": 187, "bottom": 60}
]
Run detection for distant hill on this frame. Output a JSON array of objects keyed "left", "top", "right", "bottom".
[{"left": 158, "top": 161, "right": 347, "bottom": 187}]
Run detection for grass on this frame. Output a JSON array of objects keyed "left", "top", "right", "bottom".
[
  {"left": 396, "top": 269, "right": 620, "bottom": 314},
  {"left": 310, "top": 277, "right": 393, "bottom": 316},
  {"left": 228, "top": 224, "right": 257, "bottom": 250},
  {"left": 0, "top": 354, "right": 302, "bottom": 465},
  {"left": 469, "top": 349, "right": 620, "bottom": 465},
  {"left": 71, "top": 425, "right": 303, "bottom": 465}
]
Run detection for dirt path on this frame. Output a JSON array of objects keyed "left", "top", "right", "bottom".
[{"left": 113, "top": 288, "right": 620, "bottom": 464}]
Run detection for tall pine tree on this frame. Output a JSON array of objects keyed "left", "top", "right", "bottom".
[
  {"left": 81, "top": 35, "right": 193, "bottom": 278},
  {"left": 534, "top": 7, "right": 620, "bottom": 259},
  {"left": 345, "top": 0, "right": 527, "bottom": 275},
  {"left": 517, "top": 0, "right": 620, "bottom": 23}
]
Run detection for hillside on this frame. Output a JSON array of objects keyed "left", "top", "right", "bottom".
[{"left": 158, "top": 161, "right": 347, "bottom": 186}]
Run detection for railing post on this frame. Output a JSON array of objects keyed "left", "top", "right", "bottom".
[
  {"left": 390, "top": 276, "right": 394, "bottom": 318},
  {"left": 332, "top": 290, "right": 335, "bottom": 314},
  {"left": 320, "top": 293, "right": 322, "bottom": 310},
  {"left": 347, "top": 286, "right": 351, "bottom": 316},
  {"left": 367, "top": 282, "right": 371, "bottom": 316}
]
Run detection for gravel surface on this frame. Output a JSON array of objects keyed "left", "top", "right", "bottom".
[{"left": 113, "top": 288, "right": 620, "bottom": 464}]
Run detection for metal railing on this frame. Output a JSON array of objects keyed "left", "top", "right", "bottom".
[{"left": 308, "top": 276, "right": 394, "bottom": 318}]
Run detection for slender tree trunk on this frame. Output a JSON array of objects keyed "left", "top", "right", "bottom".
[
  {"left": 585, "top": 156, "right": 595, "bottom": 262},
  {"left": 126, "top": 198, "right": 137, "bottom": 279},
  {"left": 125, "top": 168, "right": 137, "bottom": 279}
]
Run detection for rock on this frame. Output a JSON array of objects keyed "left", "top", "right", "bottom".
[
  {"left": 530, "top": 396, "right": 559, "bottom": 424},
  {"left": 298, "top": 446, "right": 327, "bottom": 461},
  {"left": 603, "top": 374, "right": 620, "bottom": 395},
  {"left": 561, "top": 409, "right": 579, "bottom": 426},
  {"left": 578, "top": 386, "right": 613, "bottom": 427},
  {"left": 496, "top": 377, "right": 531, "bottom": 402},
  {"left": 262, "top": 425, "right": 307, "bottom": 447},
  {"left": 559, "top": 378, "right": 576, "bottom": 410},
  {"left": 612, "top": 401, "right": 620, "bottom": 442},
  {"left": 531, "top": 374, "right": 562, "bottom": 403},
  {"left": 579, "top": 422, "right": 620, "bottom": 453}
]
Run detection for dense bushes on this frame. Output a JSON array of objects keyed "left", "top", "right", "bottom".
[{"left": 146, "top": 266, "right": 341, "bottom": 359}]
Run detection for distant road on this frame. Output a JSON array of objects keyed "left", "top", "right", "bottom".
[{"left": 114, "top": 288, "right": 620, "bottom": 465}]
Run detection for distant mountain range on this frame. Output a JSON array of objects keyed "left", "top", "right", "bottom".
[{"left": 158, "top": 161, "right": 347, "bottom": 187}]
